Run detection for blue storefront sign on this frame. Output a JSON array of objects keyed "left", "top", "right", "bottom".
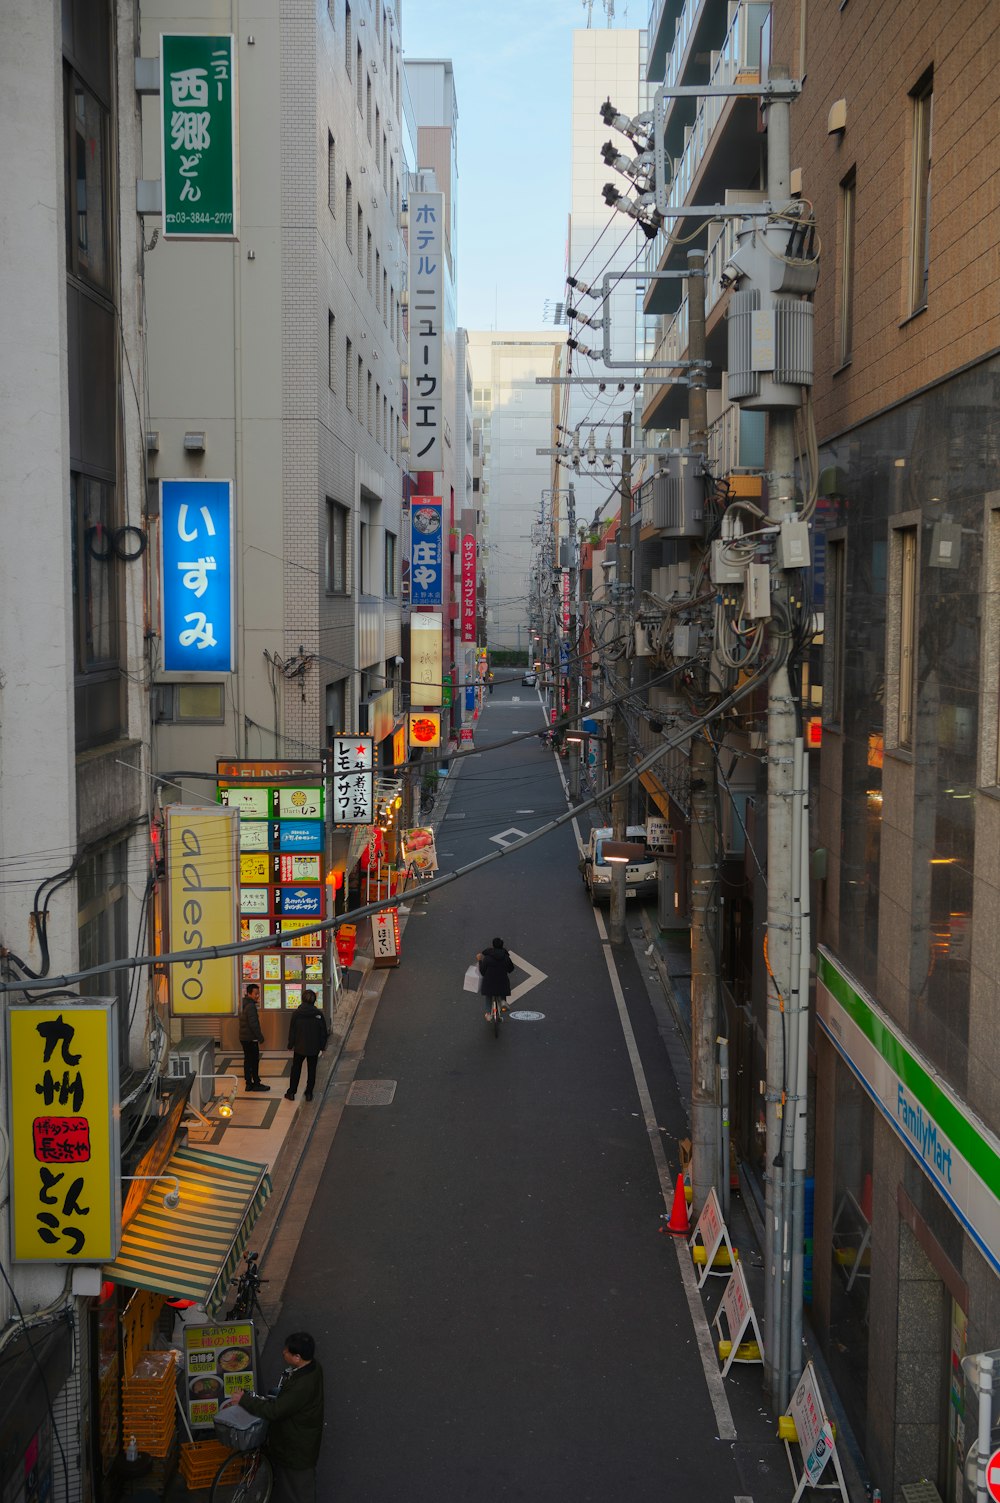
[
  {"left": 276, "top": 821, "right": 323, "bottom": 852},
  {"left": 275, "top": 887, "right": 322, "bottom": 916},
  {"left": 160, "top": 479, "right": 234, "bottom": 672},
  {"left": 465, "top": 685, "right": 475, "bottom": 711},
  {"left": 410, "top": 496, "right": 443, "bottom": 606}
]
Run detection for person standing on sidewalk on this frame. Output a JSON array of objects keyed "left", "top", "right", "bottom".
[
  {"left": 234, "top": 1331, "right": 325, "bottom": 1502},
  {"left": 239, "top": 983, "right": 270, "bottom": 1092},
  {"left": 285, "top": 990, "right": 328, "bottom": 1103}
]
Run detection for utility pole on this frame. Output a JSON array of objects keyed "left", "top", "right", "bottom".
[
  {"left": 686, "top": 249, "right": 721, "bottom": 1214},
  {"left": 609, "top": 412, "right": 632, "bottom": 946},
  {"left": 567, "top": 482, "right": 582, "bottom": 800},
  {"left": 761, "top": 71, "right": 810, "bottom": 1412}
]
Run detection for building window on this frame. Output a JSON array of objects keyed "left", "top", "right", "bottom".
[
  {"left": 358, "top": 355, "right": 364, "bottom": 421},
  {"left": 327, "top": 311, "right": 336, "bottom": 389},
  {"left": 71, "top": 473, "right": 124, "bottom": 748},
  {"left": 326, "top": 679, "right": 348, "bottom": 742},
  {"left": 375, "top": 382, "right": 382, "bottom": 445},
  {"left": 345, "top": 1, "right": 352, "bottom": 75},
  {"left": 357, "top": 206, "right": 363, "bottom": 272},
  {"left": 375, "top": 250, "right": 381, "bottom": 312},
  {"left": 357, "top": 43, "right": 363, "bottom": 112},
  {"left": 367, "top": 228, "right": 373, "bottom": 292},
  {"left": 383, "top": 393, "right": 388, "bottom": 451},
  {"left": 382, "top": 268, "right": 388, "bottom": 324},
  {"left": 366, "top": 75, "right": 372, "bottom": 141},
  {"left": 825, "top": 535, "right": 847, "bottom": 726},
  {"left": 367, "top": 370, "right": 374, "bottom": 433},
  {"left": 385, "top": 532, "right": 397, "bottom": 596},
  {"left": 154, "top": 682, "right": 226, "bottom": 723},
  {"left": 909, "top": 71, "right": 933, "bottom": 314},
  {"left": 77, "top": 839, "right": 130, "bottom": 1063},
  {"left": 327, "top": 132, "right": 336, "bottom": 214},
  {"left": 839, "top": 171, "right": 855, "bottom": 364},
  {"left": 65, "top": 71, "right": 110, "bottom": 291},
  {"left": 345, "top": 174, "right": 353, "bottom": 247},
  {"left": 358, "top": 518, "right": 369, "bottom": 594},
  {"left": 345, "top": 337, "right": 353, "bottom": 409},
  {"left": 889, "top": 522, "right": 918, "bottom": 748},
  {"left": 326, "top": 499, "right": 349, "bottom": 592}
]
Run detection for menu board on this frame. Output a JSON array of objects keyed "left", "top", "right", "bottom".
[
  {"left": 218, "top": 762, "right": 327, "bottom": 1012},
  {"left": 183, "top": 1322, "right": 256, "bottom": 1430}
]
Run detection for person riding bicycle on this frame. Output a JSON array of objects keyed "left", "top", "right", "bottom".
[
  {"left": 478, "top": 937, "right": 514, "bottom": 1021},
  {"left": 234, "top": 1331, "right": 324, "bottom": 1502}
]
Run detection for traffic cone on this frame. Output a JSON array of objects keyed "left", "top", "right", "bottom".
[{"left": 664, "top": 1173, "right": 690, "bottom": 1235}]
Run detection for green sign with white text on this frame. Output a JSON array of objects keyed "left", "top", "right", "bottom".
[{"left": 160, "top": 34, "right": 237, "bottom": 238}]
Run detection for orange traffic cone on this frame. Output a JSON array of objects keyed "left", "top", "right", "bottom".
[{"left": 663, "top": 1173, "right": 690, "bottom": 1235}]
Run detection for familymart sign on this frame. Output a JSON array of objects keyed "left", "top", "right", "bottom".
[{"left": 817, "top": 947, "right": 1000, "bottom": 1276}]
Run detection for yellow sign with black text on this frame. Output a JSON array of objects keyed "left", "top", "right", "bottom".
[{"left": 7, "top": 1002, "right": 120, "bottom": 1262}]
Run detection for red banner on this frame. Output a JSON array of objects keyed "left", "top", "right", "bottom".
[{"left": 461, "top": 534, "right": 477, "bottom": 643}]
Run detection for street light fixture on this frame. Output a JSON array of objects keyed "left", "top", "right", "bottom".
[
  {"left": 603, "top": 841, "right": 645, "bottom": 864},
  {"left": 123, "top": 1175, "right": 181, "bottom": 1210}
]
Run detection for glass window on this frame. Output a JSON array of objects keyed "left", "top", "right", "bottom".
[
  {"left": 345, "top": 175, "right": 353, "bottom": 247},
  {"left": 327, "top": 132, "right": 336, "bottom": 214},
  {"left": 839, "top": 170, "right": 856, "bottom": 364},
  {"left": 66, "top": 73, "right": 109, "bottom": 290},
  {"left": 72, "top": 474, "right": 120, "bottom": 671},
  {"left": 328, "top": 311, "right": 336, "bottom": 389},
  {"left": 385, "top": 532, "right": 397, "bottom": 596},
  {"left": 826, "top": 536, "right": 847, "bottom": 726},
  {"left": 909, "top": 72, "right": 933, "bottom": 314},
  {"left": 896, "top": 525, "right": 918, "bottom": 746},
  {"left": 327, "top": 500, "right": 349, "bottom": 593},
  {"left": 345, "top": 1, "right": 352, "bottom": 75},
  {"left": 345, "top": 337, "right": 353, "bottom": 410}
]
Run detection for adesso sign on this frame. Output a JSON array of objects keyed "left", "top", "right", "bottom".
[{"left": 817, "top": 947, "right": 1000, "bottom": 1276}]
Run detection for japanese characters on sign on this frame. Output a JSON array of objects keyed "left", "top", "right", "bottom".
[
  {"left": 410, "top": 496, "right": 443, "bottom": 607},
  {"left": 460, "top": 534, "right": 477, "bottom": 643},
  {"left": 160, "top": 34, "right": 237, "bottom": 238},
  {"left": 160, "top": 479, "right": 235, "bottom": 672},
  {"left": 166, "top": 805, "right": 240, "bottom": 1015},
  {"left": 217, "top": 762, "right": 327, "bottom": 1009},
  {"left": 183, "top": 1322, "right": 256, "bottom": 1430},
  {"left": 410, "top": 613, "right": 443, "bottom": 707},
  {"left": 330, "top": 736, "right": 374, "bottom": 826},
  {"left": 408, "top": 711, "right": 441, "bottom": 748},
  {"left": 407, "top": 192, "right": 444, "bottom": 469},
  {"left": 8, "top": 1003, "right": 120, "bottom": 1262},
  {"left": 371, "top": 910, "right": 400, "bottom": 967}
]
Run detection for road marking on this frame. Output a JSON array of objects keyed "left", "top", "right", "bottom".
[
  {"left": 491, "top": 826, "right": 529, "bottom": 847},
  {"left": 515, "top": 809, "right": 536, "bottom": 814},
  {"left": 506, "top": 952, "right": 547, "bottom": 1005},
  {"left": 592, "top": 902, "right": 737, "bottom": 1442},
  {"left": 507, "top": 1010, "right": 545, "bottom": 1021}
]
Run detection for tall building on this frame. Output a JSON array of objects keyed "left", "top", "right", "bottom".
[
  {"left": 775, "top": 2, "right": 1000, "bottom": 1496},
  {"left": 467, "top": 333, "right": 561, "bottom": 655}
]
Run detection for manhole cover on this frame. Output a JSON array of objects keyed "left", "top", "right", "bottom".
[
  {"left": 507, "top": 1010, "right": 545, "bottom": 1022},
  {"left": 347, "top": 1078, "right": 397, "bottom": 1106}
]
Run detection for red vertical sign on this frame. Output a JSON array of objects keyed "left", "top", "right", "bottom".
[{"left": 461, "top": 534, "right": 477, "bottom": 643}]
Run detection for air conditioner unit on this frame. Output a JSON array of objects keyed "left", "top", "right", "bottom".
[{"left": 169, "top": 1037, "right": 216, "bottom": 1111}]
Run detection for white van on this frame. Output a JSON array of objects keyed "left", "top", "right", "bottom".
[{"left": 579, "top": 825, "right": 658, "bottom": 904}]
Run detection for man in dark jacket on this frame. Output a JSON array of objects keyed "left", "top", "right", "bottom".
[
  {"left": 239, "top": 983, "right": 269, "bottom": 1092},
  {"left": 236, "top": 1331, "right": 324, "bottom": 1502},
  {"left": 478, "top": 937, "right": 514, "bottom": 1020},
  {"left": 284, "top": 990, "right": 329, "bottom": 1103}
]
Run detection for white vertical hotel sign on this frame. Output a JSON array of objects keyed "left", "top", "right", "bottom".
[
  {"left": 816, "top": 946, "right": 1000, "bottom": 1277},
  {"left": 410, "top": 613, "right": 443, "bottom": 707},
  {"left": 408, "top": 191, "right": 444, "bottom": 470}
]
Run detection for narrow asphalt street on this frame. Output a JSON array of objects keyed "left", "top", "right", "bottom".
[{"left": 262, "top": 681, "right": 789, "bottom": 1501}]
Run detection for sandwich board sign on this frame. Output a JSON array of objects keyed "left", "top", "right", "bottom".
[
  {"left": 781, "top": 1361, "right": 849, "bottom": 1503},
  {"left": 689, "top": 1185, "right": 738, "bottom": 1288},
  {"left": 713, "top": 1260, "right": 764, "bottom": 1377}
]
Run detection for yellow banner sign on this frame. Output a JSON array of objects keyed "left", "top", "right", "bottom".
[
  {"left": 166, "top": 805, "right": 240, "bottom": 1014},
  {"left": 8, "top": 1003, "right": 119, "bottom": 1262}
]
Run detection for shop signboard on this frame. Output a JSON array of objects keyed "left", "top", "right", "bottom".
[
  {"left": 160, "top": 479, "right": 235, "bottom": 672},
  {"left": 410, "top": 497, "right": 443, "bottom": 606},
  {"left": 7, "top": 1002, "right": 120, "bottom": 1262},
  {"left": 371, "top": 910, "right": 401, "bottom": 967},
  {"left": 817, "top": 947, "right": 1000, "bottom": 1279},
  {"left": 166, "top": 804, "right": 239, "bottom": 1015},
  {"left": 160, "top": 34, "right": 237, "bottom": 239},
  {"left": 407, "top": 194, "right": 444, "bottom": 468},
  {"left": 461, "top": 534, "right": 477, "bottom": 642},
  {"left": 402, "top": 827, "right": 437, "bottom": 874},
  {"left": 183, "top": 1322, "right": 256, "bottom": 1430},
  {"left": 218, "top": 761, "right": 327, "bottom": 1012},
  {"left": 409, "top": 712, "right": 441, "bottom": 749},
  {"left": 410, "top": 614, "right": 443, "bottom": 707},
  {"left": 330, "top": 736, "right": 374, "bottom": 825}
]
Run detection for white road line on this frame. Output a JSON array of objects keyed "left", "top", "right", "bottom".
[{"left": 592, "top": 902, "right": 737, "bottom": 1442}]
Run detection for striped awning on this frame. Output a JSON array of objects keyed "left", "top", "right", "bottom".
[{"left": 105, "top": 1146, "right": 272, "bottom": 1316}]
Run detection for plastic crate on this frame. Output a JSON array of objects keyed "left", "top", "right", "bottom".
[{"left": 180, "top": 1439, "right": 230, "bottom": 1489}]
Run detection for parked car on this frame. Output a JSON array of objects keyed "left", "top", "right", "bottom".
[
  {"left": 579, "top": 825, "right": 658, "bottom": 904},
  {"left": 521, "top": 670, "right": 538, "bottom": 687}
]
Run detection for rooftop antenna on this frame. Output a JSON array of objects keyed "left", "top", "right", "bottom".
[
  {"left": 604, "top": 0, "right": 615, "bottom": 23},
  {"left": 582, "top": 0, "right": 594, "bottom": 27}
]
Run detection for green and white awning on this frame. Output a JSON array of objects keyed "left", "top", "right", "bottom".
[{"left": 105, "top": 1145, "right": 271, "bottom": 1315}]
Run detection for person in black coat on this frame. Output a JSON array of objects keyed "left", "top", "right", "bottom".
[
  {"left": 284, "top": 990, "right": 329, "bottom": 1103},
  {"left": 478, "top": 937, "right": 514, "bottom": 1019}
]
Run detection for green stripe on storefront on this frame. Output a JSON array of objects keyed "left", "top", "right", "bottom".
[{"left": 818, "top": 950, "right": 1000, "bottom": 1196}]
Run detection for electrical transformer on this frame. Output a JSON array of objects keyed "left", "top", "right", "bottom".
[{"left": 726, "top": 214, "right": 820, "bottom": 410}]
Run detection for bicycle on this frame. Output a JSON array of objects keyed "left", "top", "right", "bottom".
[
  {"left": 210, "top": 1441, "right": 272, "bottom": 1503},
  {"left": 485, "top": 995, "right": 507, "bottom": 1038},
  {"left": 226, "top": 1251, "right": 269, "bottom": 1323}
]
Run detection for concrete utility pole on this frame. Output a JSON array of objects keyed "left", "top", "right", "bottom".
[
  {"left": 608, "top": 411, "right": 633, "bottom": 945},
  {"left": 567, "top": 483, "right": 582, "bottom": 800},
  {"left": 761, "top": 73, "right": 810, "bottom": 1412},
  {"left": 686, "top": 250, "right": 721, "bottom": 1214}
]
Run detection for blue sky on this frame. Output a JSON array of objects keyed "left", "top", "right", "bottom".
[{"left": 403, "top": 0, "right": 623, "bottom": 331}]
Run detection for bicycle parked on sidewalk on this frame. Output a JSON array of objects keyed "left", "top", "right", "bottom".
[{"left": 226, "top": 1250, "right": 268, "bottom": 1323}]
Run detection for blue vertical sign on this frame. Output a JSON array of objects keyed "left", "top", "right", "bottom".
[
  {"left": 160, "top": 479, "right": 235, "bottom": 672},
  {"left": 410, "top": 496, "right": 443, "bottom": 606}
]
